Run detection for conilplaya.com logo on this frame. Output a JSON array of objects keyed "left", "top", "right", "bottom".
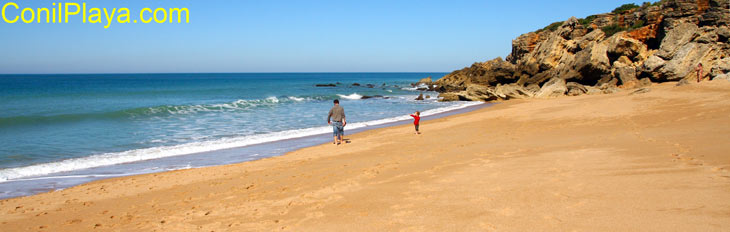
[{"left": 2, "top": 2, "right": 189, "bottom": 29}]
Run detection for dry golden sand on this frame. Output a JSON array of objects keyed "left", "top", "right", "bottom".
[{"left": 2, "top": 82, "right": 730, "bottom": 231}]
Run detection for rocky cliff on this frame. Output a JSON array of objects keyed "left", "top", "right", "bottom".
[{"left": 434, "top": 0, "right": 730, "bottom": 101}]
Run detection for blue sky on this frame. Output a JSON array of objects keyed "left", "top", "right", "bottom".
[{"left": 0, "top": 0, "right": 646, "bottom": 74}]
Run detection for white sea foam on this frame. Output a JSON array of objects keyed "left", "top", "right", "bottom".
[
  {"left": 0, "top": 101, "right": 483, "bottom": 182},
  {"left": 145, "top": 97, "right": 284, "bottom": 115},
  {"left": 401, "top": 83, "right": 429, "bottom": 91},
  {"left": 288, "top": 96, "right": 306, "bottom": 102},
  {"left": 336, "top": 93, "right": 363, "bottom": 100},
  {"left": 265, "top": 96, "right": 279, "bottom": 103}
]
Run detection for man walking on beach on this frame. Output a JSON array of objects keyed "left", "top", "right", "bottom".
[{"left": 328, "top": 99, "right": 346, "bottom": 145}]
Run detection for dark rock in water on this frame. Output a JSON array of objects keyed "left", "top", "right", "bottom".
[
  {"left": 336, "top": 82, "right": 342, "bottom": 85},
  {"left": 352, "top": 83, "right": 361, "bottom": 86},
  {"left": 630, "top": 88, "right": 651, "bottom": 95},
  {"left": 415, "top": 93, "right": 425, "bottom": 101},
  {"left": 366, "top": 84, "right": 375, "bottom": 88},
  {"left": 382, "top": 83, "right": 387, "bottom": 87},
  {"left": 416, "top": 87, "right": 428, "bottom": 91},
  {"left": 426, "top": 95, "right": 431, "bottom": 99},
  {"left": 361, "top": 95, "right": 385, "bottom": 100},
  {"left": 315, "top": 84, "right": 336, "bottom": 87},
  {"left": 394, "top": 85, "right": 400, "bottom": 88}
]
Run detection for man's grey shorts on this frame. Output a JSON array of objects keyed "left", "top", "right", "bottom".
[{"left": 332, "top": 121, "right": 344, "bottom": 137}]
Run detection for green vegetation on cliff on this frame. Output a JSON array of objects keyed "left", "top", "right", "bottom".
[
  {"left": 630, "top": 20, "right": 645, "bottom": 30},
  {"left": 571, "top": 1, "right": 662, "bottom": 30},
  {"left": 578, "top": 15, "right": 598, "bottom": 27},
  {"left": 601, "top": 20, "right": 646, "bottom": 37},
  {"left": 612, "top": 3, "right": 640, "bottom": 14},
  {"left": 540, "top": 21, "right": 565, "bottom": 32}
]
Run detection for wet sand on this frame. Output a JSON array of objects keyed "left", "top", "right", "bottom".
[{"left": 2, "top": 81, "right": 730, "bottom": 231}]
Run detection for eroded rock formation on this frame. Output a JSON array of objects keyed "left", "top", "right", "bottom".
[{"left": 436, "top": 0, "right": 729, "bottom": 101}]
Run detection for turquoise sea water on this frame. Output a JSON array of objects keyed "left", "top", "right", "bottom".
[{"left": 0, "top": 73, "right": 481, "bottom": 198}]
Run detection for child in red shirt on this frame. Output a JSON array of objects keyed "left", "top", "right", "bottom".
[{"left": 410, "top": 111, "right": 421, "bottom": 134}]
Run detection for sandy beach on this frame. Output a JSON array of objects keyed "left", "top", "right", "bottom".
[{"left": 2, "top": 81, "right": 730, "bottom": 231}]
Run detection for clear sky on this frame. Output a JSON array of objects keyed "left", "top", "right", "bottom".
[{"left": 0, "top": 0, "right": 646, "bottom": 74}]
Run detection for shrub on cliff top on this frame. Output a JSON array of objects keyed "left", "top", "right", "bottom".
[
  {"left": 651, "top": 0, "right": 667, "bottom": 7},
  {"left": 578, "top": 15, "right": 598, "bottom": 27},
  {"left": 642, "top": 0, "right": 666, "bottom": 8},
  {"left": 540, "top": 21, "right": 564, "bottom": 32},
  {"left": 612, "top": 3, "right": 640, "bottom": 14}
]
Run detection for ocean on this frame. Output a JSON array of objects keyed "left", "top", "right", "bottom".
[{"left": 0, "top": 73, "right": 482, "bottom": 199}]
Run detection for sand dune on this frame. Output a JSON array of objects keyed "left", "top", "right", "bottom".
[{"left": 2, "top": 81, "right": 730, "bottom": 231}]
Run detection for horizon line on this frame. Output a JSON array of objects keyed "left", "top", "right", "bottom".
[{"left": 0, "top": 71, "right": 452, "bottom": 76}]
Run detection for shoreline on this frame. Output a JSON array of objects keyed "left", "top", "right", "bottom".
[
  {"left": 2, "top": 81, "right": 730, "bottom": 231},
  {"left": 0, "top": 100, "right": 488, "bottom": 200}
]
